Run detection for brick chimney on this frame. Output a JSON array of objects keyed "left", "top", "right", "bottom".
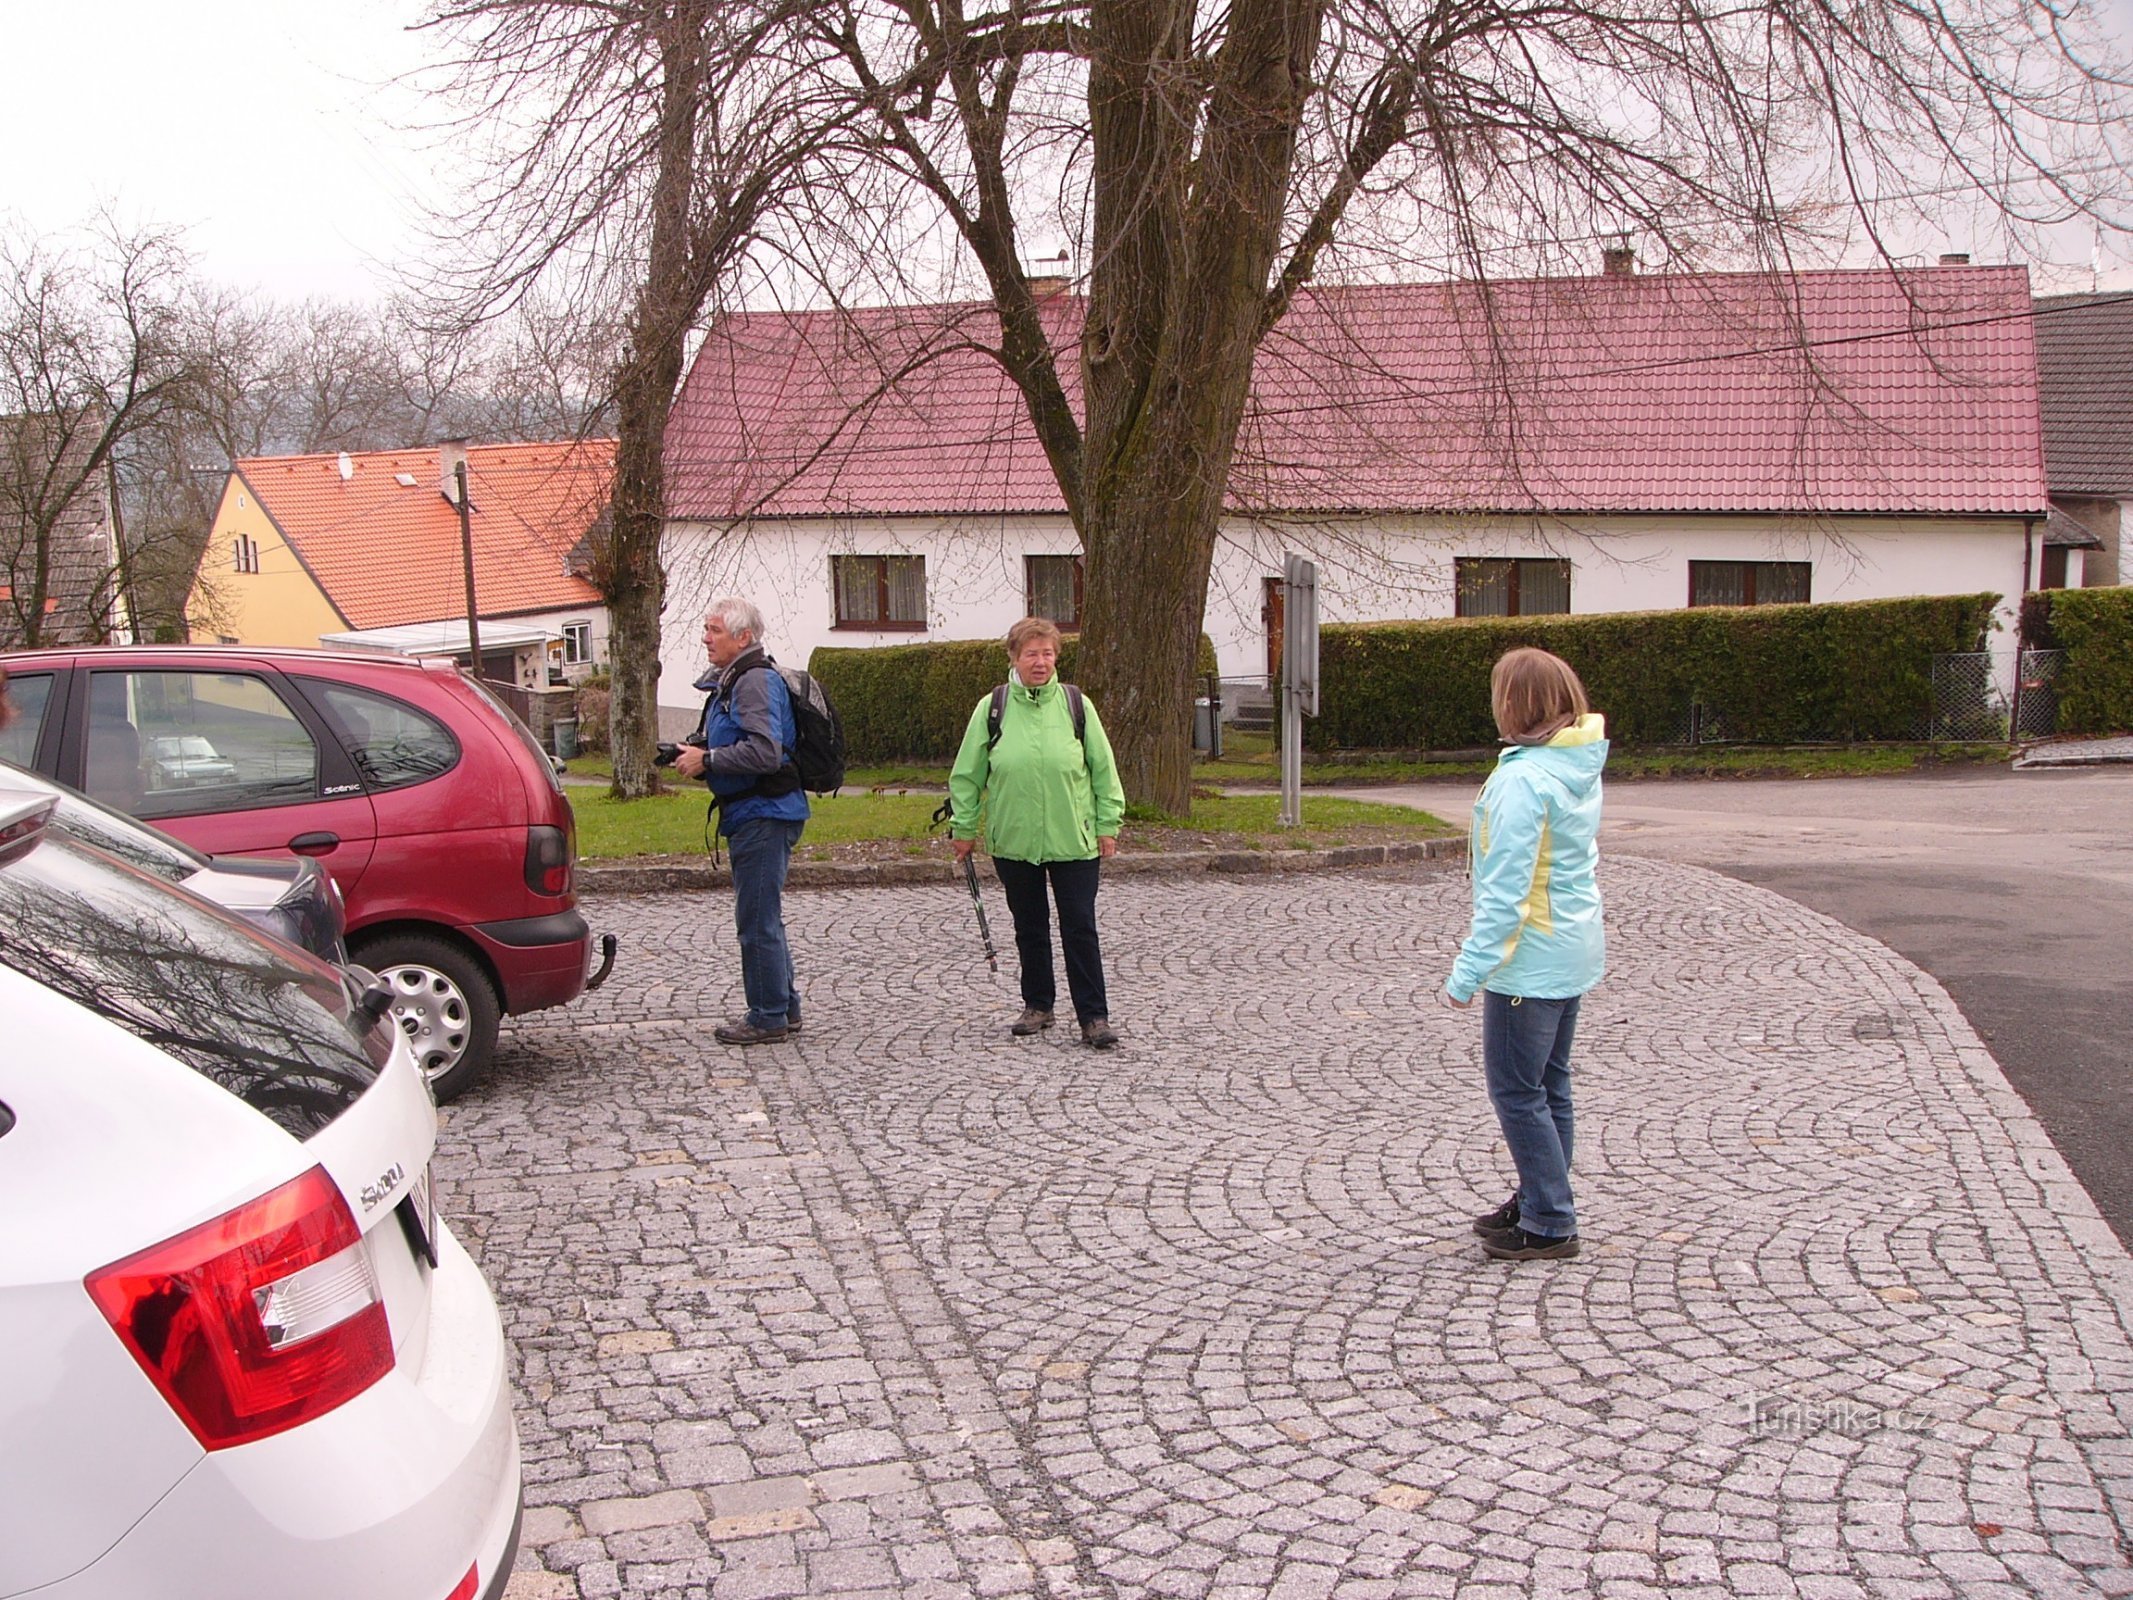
[
  {"left": 1938, "top": 252, "right": 1971, "bottom": 266},
  {"left": 1601, "top": 241, "right": 1636, "bottom": 277}
]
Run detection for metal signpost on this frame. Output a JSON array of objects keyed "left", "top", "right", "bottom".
[{"left": 1278, "top": 553, "right": 1319, "bottom": 828}]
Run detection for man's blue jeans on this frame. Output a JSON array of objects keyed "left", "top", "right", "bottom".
[
  {"left": 1481, "top": 990, "right": 1582, "bottom": 1238},
  {"left": 727, "top": 816, "right": 802, "bottom": 1030}
]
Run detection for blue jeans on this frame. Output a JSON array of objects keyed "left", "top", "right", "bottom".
[
  {"left": 727, "top": 817, "right": 802, "bottom": 1029},
  {"left": 1482, "top": 991, "right": 1582, "bottom": 1238}
]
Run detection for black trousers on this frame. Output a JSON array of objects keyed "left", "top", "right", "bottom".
[{"left": 992, "top": 855, "right": 1108, "bottom": 1023}]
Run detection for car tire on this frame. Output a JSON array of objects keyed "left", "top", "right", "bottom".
[{"left": 351, "top": 932, "right": 501, "bottom": 1103}]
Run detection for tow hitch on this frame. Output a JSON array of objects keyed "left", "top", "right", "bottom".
[{"left": 586, "top": 932, "right": 619, "bottom": 991}]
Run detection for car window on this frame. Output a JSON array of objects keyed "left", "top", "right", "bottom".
[
  {"left": 0, "top": 830, "right": 375, "bottom": 1137},
  {"left": 0, "top": 672, "right": 53, "bottom": 765},
  {"left": 301, "top": 680, "right": 460, "bottom": 792},
  {"left": 87, "top": 669, "right": 320, "bottom": 821}
]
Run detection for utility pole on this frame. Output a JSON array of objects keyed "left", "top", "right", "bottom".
[{"left": 455, "top": 457, "right": 482, "bottom": 676}]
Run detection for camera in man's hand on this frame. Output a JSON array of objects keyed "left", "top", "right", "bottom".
[{"left": 654, "top": 742, "right": 683, "bottom": 768}]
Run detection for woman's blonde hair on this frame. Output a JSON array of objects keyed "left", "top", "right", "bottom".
[
  {"left": 1005, "top": 616, "right": 1063, "bottom": 657},
  {"left": 1490, "top": 647, "right": 1589, "bottom": 744}
]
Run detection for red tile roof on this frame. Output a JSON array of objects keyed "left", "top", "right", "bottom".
[
  {"left": 235, "top": 440, "right": 612, "bottom": 631},
  {"left": 665, "top": 267, "right": 2045, "bottom": 521}
]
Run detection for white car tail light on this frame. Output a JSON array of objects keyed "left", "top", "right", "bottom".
[{"left": 85, "top": 1165, "right": 394, "bottom": 1450}]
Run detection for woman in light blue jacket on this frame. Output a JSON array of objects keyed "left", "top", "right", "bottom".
[{"left": 1442, "top": 648, "right": 1608, "bottom": 1261}]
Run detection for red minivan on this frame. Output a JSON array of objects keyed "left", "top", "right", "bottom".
[{"left": 0, "top": 645, "right": 613, "bottom": 1100}]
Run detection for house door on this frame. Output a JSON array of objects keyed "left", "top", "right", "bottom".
[{"left": 1262, "top": 576, "right": 1284, "bottom": 689}]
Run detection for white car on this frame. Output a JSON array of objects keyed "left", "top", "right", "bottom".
[
  {"left": 0, "top": 757, "right": 347, "bottom": 962},
  {"left": 0, "top": 790, "right": 522, "bottom": 1600}
]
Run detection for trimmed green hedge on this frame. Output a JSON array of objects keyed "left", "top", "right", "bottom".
[
  {"left": 1311, "top": 594, "right": 2000, "bottom": 750},
  {"left": 2022, "top": 586, "right": 2133, "bottom": 734},
  {"left": 811, "top": 633, "right": 1217, "bottom": 762}
]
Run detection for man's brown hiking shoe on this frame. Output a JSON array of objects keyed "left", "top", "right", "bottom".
[{"left": 1011, "top": 1008, "right": 1054, "bottom": 1036}]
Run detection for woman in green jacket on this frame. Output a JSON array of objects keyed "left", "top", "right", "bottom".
[{"left": 949, "top": 617, "right": 1128, "bottom": 1048}]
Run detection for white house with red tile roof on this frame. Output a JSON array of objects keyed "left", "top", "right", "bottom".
[
  {"left": 187, "top": 439, "right": 614, "bottom": 691},
  {"left": 657, "top": 264, "right": 2046, "bottom": 713}
]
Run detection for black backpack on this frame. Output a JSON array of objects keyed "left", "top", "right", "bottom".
[
  {"left": 767, "top": 665, "right": 847, "bottom": 794},
  {"left": 723, "top": 663, "right": 846, "bottom": 798}
]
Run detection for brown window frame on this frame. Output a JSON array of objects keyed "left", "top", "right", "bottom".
[
  {"left": 1453, "top": 556, "right": 1572, "bottom": 618},
  {"left": 830, "top": 554, "right": 927, "bottom": 631},
  {"left": 1023, "top": 554, "right": 1084, "bottom": 629},
  {"left": 1686, "top": 560, "right": 1812, "bottom": 607}
]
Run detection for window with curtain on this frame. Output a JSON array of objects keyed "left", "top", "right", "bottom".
[
  {"left": 1688, "top": 561, "right": 1811, "bottom": 607},
  {"left": 1024, "top": 555, "right": 1083, "bottom": 627},
  {"left": 1454, "top": 557, "right": 1572, "bottom": 617},
  {"left": 831, "top": 555, "right": 927, "bottom": 629}
]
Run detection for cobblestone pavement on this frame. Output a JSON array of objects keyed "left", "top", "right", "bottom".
[{"left": 440, "top": 858, "right": 2133, "bottom": 1600}]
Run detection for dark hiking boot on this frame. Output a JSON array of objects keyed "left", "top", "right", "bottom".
[
  {"left": 714, "top": 1019, "right": 790, "bottom": 1046},
  {"left": 1472, "top": 1195, "right": 1521, "bottom": 1235},
  {"left": 729, "top": 1013, "right": 801, "bottom": 1034},
  {"left": 1011, "top": 1008, "right": 1054, "bottom": 1036},
  {"left": 1481, "top": 1227, "right": 1581, "bottom": 1261},
  {"left": 1081, "top": 1017, "right": 1119, "bottom": 1049}
]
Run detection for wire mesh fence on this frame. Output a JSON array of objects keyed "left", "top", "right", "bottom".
[
  {"left": 2013, "top": 649, "right": 2064, "bottom": 740},
  {"left": 1925, "top": 651, "right": 2007, "bottom": 742}
]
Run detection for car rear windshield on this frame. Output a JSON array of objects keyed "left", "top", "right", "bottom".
[
  {"left": 0, "top": 832, "right": 377, "bottom": 1138},
  {"left": 1, "top": 763, "right": 205, "bottom": 883}
]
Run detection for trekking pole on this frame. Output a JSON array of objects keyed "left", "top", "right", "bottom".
[{"left": 961, "top": 852, "right": 999, "bottom": 972}]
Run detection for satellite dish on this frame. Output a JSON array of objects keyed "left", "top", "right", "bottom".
[{"left": 337, "top": 451, "right": 354, "bottom": 482}]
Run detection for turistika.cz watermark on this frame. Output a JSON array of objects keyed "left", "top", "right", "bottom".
[{"left": 1741, "top": 1392, "right": 1933, "bottom": 1438}]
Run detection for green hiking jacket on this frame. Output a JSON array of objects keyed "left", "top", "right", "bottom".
[{"left": 947, "top": 676, "right": 1126, "bottom": 863}]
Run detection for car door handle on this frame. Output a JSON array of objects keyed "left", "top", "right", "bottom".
[{"left": 289, "top": 831, "right": 340, "bottom": 856}]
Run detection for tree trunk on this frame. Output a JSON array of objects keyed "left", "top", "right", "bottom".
[
  {"left": 601, "top": 2, "right": 705, "bottom": 800},
  {"left": 1077, "top": 0, "right": 1326, "bottom": 815}
]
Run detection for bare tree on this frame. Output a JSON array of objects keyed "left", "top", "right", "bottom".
[
  {"left": 0, "top": 219, "right": 202, "bottom": 648},
  {"left": 432, "top": 0, "right": 2133, "bottom": 812},
  {"left": 418, "top": 0, "right": 825, "bottom": 798}
]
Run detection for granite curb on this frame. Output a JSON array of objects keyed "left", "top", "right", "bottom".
[{"left": 579, "top": 834, "right": 1464, "bottom": 893}]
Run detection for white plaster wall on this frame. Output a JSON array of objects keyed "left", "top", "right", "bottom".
[
  {"left": 661, "top": 512, "right": 2034, "bottom": 712},
  {"left": 660, "top": 515, "right": 1080, "bottom": 713},
  {"left": 489, "top": 603, "right": 613, "bottom": 684},
  {"left": 1206, "top": 514, "right": 2033, "bottom": 681}
]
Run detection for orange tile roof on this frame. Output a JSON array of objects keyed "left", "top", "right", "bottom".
[{"left": 235, "top": 440, "right": 613, "bottom": 631}]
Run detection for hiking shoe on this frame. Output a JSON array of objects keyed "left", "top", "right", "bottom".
[
  {"left": 1081, "top": 1017, "right": 1119, "bottom": 1049},
  {"left": 1481, "top": 1227, "right": 1581, "bottom": 1261},
  {"left": 729, "top": 1013, "right": 802, "bottom": 1034},
  {"left": 1011, "top": 1008, "right": 1054, "bottom": 1036},
  {"left": 714, "top": 1019, "right": 790, "bottom": 1046},
  {"left": 1472, "top": 1195, "right": 1521, "bottom": 1235}
]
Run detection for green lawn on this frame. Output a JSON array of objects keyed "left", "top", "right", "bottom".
[
  {"left": 573, "top": 790, "right": 944, "bottom": 858},
  {"left": 571, "top": 787, "right": 1447, "bottom": 860},
  {"left": 1198, "top": 733, "right": 2011, "bottom": 785}
]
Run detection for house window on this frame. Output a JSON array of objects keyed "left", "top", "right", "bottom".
[
  {"left": 562, "top": 620, "right": 592, "bottom": 664},
  {"left": 1688, "top": 560, "right": 1811, "bottom": 607},
  {"left": 1455, "top": 557, "right": 1571, "bottom": 617},
  {"left": 1025, "top": 555, "right": 1083, "bottom": 628},
  {"left": 832, "top": 554, "right": 926, "bottom": 630},
  {"left": 232, "top": 535, "right": 260, "bottom": 575}
]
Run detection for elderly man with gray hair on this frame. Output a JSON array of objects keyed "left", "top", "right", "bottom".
[{"left": 674, "top": 598, "right": 810, "bottom": 1044}]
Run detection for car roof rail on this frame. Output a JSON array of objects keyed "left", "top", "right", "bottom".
[{"left": 0, "top": 790, "right": 58, "bottom": 868}]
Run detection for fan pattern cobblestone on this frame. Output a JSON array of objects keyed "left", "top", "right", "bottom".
[{"left": 437, "top": 858, "right": 2133, "bottom": 1600}]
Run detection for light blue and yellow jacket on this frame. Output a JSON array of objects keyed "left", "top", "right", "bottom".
[{"left": 1446, "top": 713, "right": 1608, "bottom": 1002}]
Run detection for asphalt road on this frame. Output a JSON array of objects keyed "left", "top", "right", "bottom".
[{"left": 1347, "top": 766, "right": 2133, "bottom": 1248}]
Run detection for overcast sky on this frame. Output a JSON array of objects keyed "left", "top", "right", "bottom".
[{"left": 6, "top": 0, "right": 2133, "bottom": 300}]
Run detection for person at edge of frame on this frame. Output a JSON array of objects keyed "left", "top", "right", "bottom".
[
  {"left": 947, "top": 616, "right": 1127, "bottom": 1049},
  {"left": 674, "top": 598, "right": 809, "bottom": 1046},
  {"left": 1441, "top": 646, "right": 1609, "bottom": 1263}
]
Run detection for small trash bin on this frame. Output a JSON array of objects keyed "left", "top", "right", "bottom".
[
  {"left": 553, "top": 718, "right": 580, "bottom": 760},
  {"left": 1193, "top": 698, "right": 1215, "bottom": 753}
]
